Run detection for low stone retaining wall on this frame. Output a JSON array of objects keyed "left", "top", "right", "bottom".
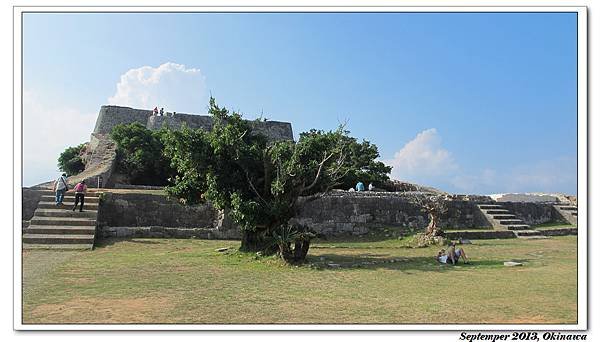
[
  {"left": 538, "top": 228, "right": 578, "bottom": 236},
  {"left": 112, "top": 184, "right": 165, "bottom": 190},
  {"left": 500, "top": 202, "right": 566, "bottom": 225},
  {"left": 84, "top": 189, "right": 578, "bottom": 241},
  {"left": 98, "top": 226, "right": 239, "bottom": 240},
  {"left": 444, "top": 230, "right": 517, "bottom": 240},
  {"left": 98, "top": 192, "right": 217, "bottom": 228},
  {"left": 293, "top": 191, "right": 492, "bottom": 236},
  {"left": 97, "top": 192, "right": 240, "bottom": 239}
]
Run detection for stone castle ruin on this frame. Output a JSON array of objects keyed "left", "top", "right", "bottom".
[
  {"left": 70, "top": 105, "right": 294, "bottom": 188},
  {"left": 22, "top": 105, "right": 578, "bottom": 249}
]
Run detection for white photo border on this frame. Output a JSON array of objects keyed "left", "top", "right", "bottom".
[{"left": 13, "top": 5, "right": 588, "bottom": 331}]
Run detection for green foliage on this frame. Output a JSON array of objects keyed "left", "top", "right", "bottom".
[
  {"left": 110, "top": 123, "right": 174, "bottom": 185},
  {"left": 162, "top": 98, "right": 390, "bottom": 259},
  {"left": 298, "top": 130, "right": 391, "bottom": 190},
  {"left": 57, "top": 143, "right": 86, "bottom": 176}
]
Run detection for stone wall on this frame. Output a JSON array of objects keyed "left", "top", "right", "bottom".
[
  {"left": 22, "top": 188, "right": 43, "bottom": 220},
  {"left": 147, "top": 113, "right": 213, "bottom": 131},
  {"left": 99, "top": 192, "right": 214, "bottom": 228},
  {"left": 99, "top": 226, "right": 239, "bottom": 240},
  {"left": 93, "top": 106, "right": 152, "bottom": 135},
  {"left": 67, "top": 134, "right": 118, "bottom": 188},
  {"left": 93, "top": 105, "right": 294, "bottom": 142},
  {"left": 146, "top": 114, "right": 293, "bottom": 142},
  {"left": 248, "top": 120, "right": 295, "bottom": 142},
  {"left": 292, "top": 191, "right": 493, "bottom": 236},
  {"left": 94, "top": 191, "right": 573, "bottom": 240},
  {"left": 500, "top": 202, "right": 566, "bottom": 225},
  {"left": 97, "top": 192, "right": 240, "bottom": 239}
]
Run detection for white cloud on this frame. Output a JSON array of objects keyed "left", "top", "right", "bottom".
[
  {"left": 23, "top": 89, "right": 96, "bottom": 186},
  {"left": 504, "top": 157, "right": 576, "bottom": 194},
  {"left": 108, "top": 62, "right": 207, "bottom": 113},
  {"left": 382, "top": 128, "right": 575, "bottom": 195},
  {"left": 383, "top": 128, "right": 457, "bottom": 181},
  {"left": 450, "top": 158, "right": 576, "bottom": 195},
  {"left": 451, "top": 168, "right": 498, "bottom": 194}
]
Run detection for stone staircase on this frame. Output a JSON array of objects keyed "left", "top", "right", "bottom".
[
  {"left": 477, "top": 203, "right": 544, "bottom": 238},
  {"left": 23, "top": 190, "right": 99, "bottom": 250},
  {"left": 553, "top": 203, "right": 578, "bottom": 225}
]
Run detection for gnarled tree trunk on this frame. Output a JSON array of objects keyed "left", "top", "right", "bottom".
[
  {"left": 425, "top": 213, "right": 443, "bottom": 237},
  {"left": 240, "top": 229, "right": 275, "bottom": 253}
]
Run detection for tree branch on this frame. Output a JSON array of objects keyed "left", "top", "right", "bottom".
[
  {"left": 300, "top": 152, "right": 334, "bottom": 193},
  {"left": 244, "top": 170, "right": 268, "bottom": 206}
]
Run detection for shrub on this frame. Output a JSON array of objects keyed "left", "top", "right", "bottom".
[
  {"left": 57, "top": 143, "right": 86, "bottom": 176},
  {"left": 110, "top": 123, "right": 174, "bottom": 185}
]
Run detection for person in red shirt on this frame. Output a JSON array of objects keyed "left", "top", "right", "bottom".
[{"left": 72, "top": 180, "right": 87, "bottom": 212}]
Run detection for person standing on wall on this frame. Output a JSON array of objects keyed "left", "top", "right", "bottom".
[
  {"left": 72, "top": 180, "right": 87, "bottom": 212},
  {"left": 160, "top": 108, "right": 164, "bottom": 116},
  {"left": 356, "top": 181, "right": 365, "bottom": 192},
  {"left": 53, "top": 173, "right": 68, "bottom": 206},
  {"left": 153, "top": 107, "right": 158, "bottom": 116}
]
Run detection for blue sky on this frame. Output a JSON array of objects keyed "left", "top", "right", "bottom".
[{"left": 22, "top": 12, "right": 578, "bottom": 194}]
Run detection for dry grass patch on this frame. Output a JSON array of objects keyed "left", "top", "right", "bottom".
[{"left": 29, "top": 297, "right": 174, "bottom": 324}]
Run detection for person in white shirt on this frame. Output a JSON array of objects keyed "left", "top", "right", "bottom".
[
  {"left": 53, "top": 173, "right": 68, "bottom": 205},
  {"left": 437, "top": 244, "right": 470, "bottom": 265}
]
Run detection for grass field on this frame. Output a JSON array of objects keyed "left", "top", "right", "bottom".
[{"left": 22, "top": 236, "right": 578, "bottom": 324}]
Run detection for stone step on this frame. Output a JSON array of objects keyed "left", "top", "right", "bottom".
[
  {"left": 22, "top": 233, "right": 95, "bottom": 244},
  {"left": 572, "top": 213, "right": 578, "bottom": 216},
  {"left": 34, "top": 189, "right": 101, "bottom": 197},
  {"left": 30, "top": 216, "right": 96, "bottom": 226},
  {"left": 559, "top": 207, "right": 577, "bottom": 211},
  {"left": 37, "top": 201, "right": 99, "bottom": 210},
  {"left": 479, "top": 204, "right": 503, "bottom": 210},
  {"left": 507, "top": 224, "right": 531, "bottom": 230},
  {"left": 34, "top": 208, "right": 97, "bottom": 219},
  {"left": 40, "top": 195, "right": 100, "bottom": 203},
  {"left": 491, "top": 214, "right": 516, "bottom": 219},
  {"left": 22, "top": 243, "right": 94, "bottom": 250},
  {"left": 499, "top": 219, "right": 525, "bottom": 225},
  {"left": 24, "top": 225, "right": 96, "bottom": 235},
  {"left": 485, "top": 210, "right": 509, "bottom": 215},
  {"left": 514, "top": 230, "right": 544, "bottom": 237}
]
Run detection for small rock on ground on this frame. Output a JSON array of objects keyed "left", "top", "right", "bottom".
[
  {"left": 504, "top": 261, "right": 523, "bottom": 267},
  {"left": 215, "top": 247, "right": 228, "bottom": 252}
]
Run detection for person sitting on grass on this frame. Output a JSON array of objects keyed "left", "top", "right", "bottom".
[{"left": 436, "top": 243, "right": 470, "bottom": 265}]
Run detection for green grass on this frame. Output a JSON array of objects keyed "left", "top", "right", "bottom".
[{"left": 22, "top": 236, "right": 578, "bottom": 324}]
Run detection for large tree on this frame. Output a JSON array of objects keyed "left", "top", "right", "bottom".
[
  {"left": 162, "top": 98, "right": 378, "bottom": 262},
  {"left": 323, "top": 132, "right": 391, "bottom": 190}
]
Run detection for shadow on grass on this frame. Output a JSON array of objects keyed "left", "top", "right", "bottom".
[
  {"left": 313, "top": 226, "right": 422, "bottom": 243},
  {"left": 306, "top": 252, "right": 513, "bottom": 272},
  {"left": 94, "top": 238, "right": 165, "bottom": 248}
]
